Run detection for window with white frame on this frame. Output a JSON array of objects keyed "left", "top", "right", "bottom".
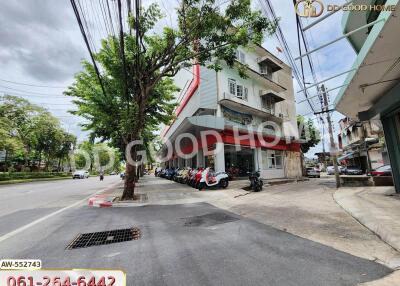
[
  {"left": 262, "top": 150, "right": 283, "bottom": 169},
  {"left": 236, "top": 50, "right": 246, "bottom": 64},
  {"left": 228, "top": 78, "right": 248, "bottom": 101},
  {"left": 261, "top": 96, "right": 275, "bottom": 114},
  {"left": 260, "top": 64, "right": 273, "bottom": 79},
  {"left": 228, "top": 79, "right": 236, "bottom": 95}
]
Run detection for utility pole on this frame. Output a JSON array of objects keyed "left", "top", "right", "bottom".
[
  {"left": 321, "top": 84, "right": 341, "bottom": 188},
  {"left": 320, "top": 117, "right": 327, "bottom": 171}
]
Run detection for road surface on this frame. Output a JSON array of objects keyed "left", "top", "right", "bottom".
[
  {"left": 0, "top": 176, "right": 121, "bottom": 237},
  {"left": 0, "top": 176, "right": 392, "bottom": 285}
]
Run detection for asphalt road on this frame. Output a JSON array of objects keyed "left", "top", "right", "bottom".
[
  {"left": 0, "top": 176, "right": 121, "bottom": 237},
  {"left": 0, "top": 177, "right": 392, "bottom": 286}
]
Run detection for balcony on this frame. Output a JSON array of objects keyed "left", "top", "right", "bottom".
[
  {"left": 234, "top": 61, "right": 286, "bottom": 93},
  {"left": 257, "top": 55, "right": 283, "bottom": 72},
  {"left": 219, "top": 92, "right": 284, "bottom": 123},
  {"left": 259, "top": 89, "right": 286, "bottom": 102}
]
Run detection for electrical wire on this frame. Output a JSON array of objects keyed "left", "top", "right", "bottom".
[
  {"left": 259, "top": 0, "right": 316, "bottom": 113},
  {"left": 0, "top": 78, "right": 65, "bottom": 89}
]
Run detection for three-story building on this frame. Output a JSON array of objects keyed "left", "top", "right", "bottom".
[{"left": 159, "top": 44, "right": 302, "bottom": 179}]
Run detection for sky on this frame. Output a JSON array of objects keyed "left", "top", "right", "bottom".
[{"left": 0, "top": 0, "right": 356, "bottom": 157}]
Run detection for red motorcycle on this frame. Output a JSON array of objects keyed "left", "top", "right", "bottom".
[
  {"left": 193, "top": 168, "right": 204, "bottom": 189},
  {"left": 187, "top": 168, "right": 197, "bottom": 187}
]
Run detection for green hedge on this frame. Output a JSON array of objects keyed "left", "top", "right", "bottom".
[{"left": 0, "top": 172, "right": 71, "bottom": 181}]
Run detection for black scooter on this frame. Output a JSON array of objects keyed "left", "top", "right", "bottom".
[{"left": 248, "top": 171, "right": 263, "bottom": 192}]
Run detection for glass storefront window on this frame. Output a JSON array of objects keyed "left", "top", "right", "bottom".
[{"left": 224, "top": 145, "right": 255, "bottom": 177}]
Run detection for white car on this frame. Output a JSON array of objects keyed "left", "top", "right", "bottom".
[
  {"left": 327, "top": 166, "right": 344, "bottom": 175},
  {"left": 72, "top": 170, "right": 90, "bottom": 179}
]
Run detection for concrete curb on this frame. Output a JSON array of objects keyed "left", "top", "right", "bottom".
[
  {"left": 333, "top": 188, "right": 400, "bottom": 254},
  {"left": 357, "top": 270, "right": 400, "bottom": 285},
  {"left": 88, "top": 181, "right": 122, "bottom": 208}
]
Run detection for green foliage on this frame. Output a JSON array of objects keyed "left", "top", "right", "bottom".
[
  {"left": 297, "top": 115, "right": 321, "bottom": 154},
  {"left": 65, "top": 41, "right": 178, "bottom": 152},
  {"left": 73, "top": 141, "right": 122, "bottom": 173},
  {"left": 0, "top": 95, "right": 76, "bottom": 171}
]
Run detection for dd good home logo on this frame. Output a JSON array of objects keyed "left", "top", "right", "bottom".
[{"left": 295, "top": 0, "right": 324, "bottom": 18}]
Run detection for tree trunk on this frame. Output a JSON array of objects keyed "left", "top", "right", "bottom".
[
  {"left": 38, "top": 152, "right": 42, "bottom": 171},
  {"left": 4, "top": 150, "right": 9, "bottom": 171},
  {"left": 24, "top": 147, "right": 29, "bottom": 170},
  {"left": 122, "top": 147, "right": 137, "bottom": 200}
]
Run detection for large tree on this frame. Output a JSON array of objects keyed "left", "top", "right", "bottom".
[
  {"left": 297, "top": 115, "right": 320, "bottom": 154},
  {"left": 69, "top": 0, "right": 276, "bottom": 199}
]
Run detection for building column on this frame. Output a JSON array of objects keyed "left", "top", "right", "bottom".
[
  {"left": 214, "top": 143, "right": 225, "bottom": 172},
  {"left": 382, "top": 115, "right": 400, "bottom": 193},
  {"left": 197, "top": 149, "right": 204, "bottom": 167},
  {"left": 254, "top": 147, "right": 262, "bottom": 171}
]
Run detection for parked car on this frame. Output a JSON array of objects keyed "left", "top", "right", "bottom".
[
  {"left": 72, "top": 170, "right": 89, "bottom": 179},
  {"left": 343, "top": 166, "right": 363, "bottom": 175},
  {"left": 369, "top": 165, "right": 392, "bottom": 177},
  {"left": 326, "top": 165, "right": 345, "bottom": 175},
  {"left": 306, "top": 168, "right": 320, "bottom": 178}
]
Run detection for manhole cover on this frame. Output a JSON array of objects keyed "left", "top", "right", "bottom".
[
  {"left": 183, "top": 212, "right": 239, "bottom": 227},
  {"left": 66, "top": 227, "right": 141, "bottom": 250}
]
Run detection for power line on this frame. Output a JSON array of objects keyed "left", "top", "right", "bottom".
[
  {"left": 0, "top": 78, "right": 66, "bottom": 88},
  {"left": 259, "top": 0, "right": 316, "bottom": 113},
  {"left": 0, "top": 84, "right": 66, "bottom": 96},
  {"left": 0, "top": 91, "right": 66, "bottom": 98},
  {"left": 70, "top": 0, "right": 108, "bottom": 99}
]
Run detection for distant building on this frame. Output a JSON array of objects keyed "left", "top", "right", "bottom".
[
  {"left": 314, "top": 152, "right": 336, "bottom": 167},
  {"left": 337, "top": 118, "right": 389, "bottom": 172}
]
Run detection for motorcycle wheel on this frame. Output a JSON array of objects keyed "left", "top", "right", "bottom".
[
  {"left": 219, "top": 179, "right": 229, "bottom": 189},
  {"left": 254, "top": 183, "right": 262, "bottom": 192},
  {"left": 198, "top": 182, "right": 205, "bottom": 191}
]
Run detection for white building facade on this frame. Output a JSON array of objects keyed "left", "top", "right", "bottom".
[{"left": 160, "top": 45, "right": 302, "bottom": 180}]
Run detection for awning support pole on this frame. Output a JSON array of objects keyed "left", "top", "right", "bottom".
[
  {"left": 302, "top": 0, "right": 355, "bottom": 31},
  {"left": 297, "top": 84, "right": 349, "bottom": 104},
  {"left": 295, "top": 18, "right": 385, "bottom": 61},
  {"left": 297, "top": 69, "right": 356, "bottom": 93}
]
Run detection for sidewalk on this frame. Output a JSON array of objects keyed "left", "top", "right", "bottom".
[
  {"left": 334, "top": 186, "right": 400, "bottom": 253},
  {"left": 108, "top": 175, "right": 400, "bottom": 269}
]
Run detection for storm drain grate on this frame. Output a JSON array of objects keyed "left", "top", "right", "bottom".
[
  {"left": 183, "top": 212, "right": 239, "bottom": 227},
  {"left": 66, "top": 227, "right": 141, "bottom": 250}
]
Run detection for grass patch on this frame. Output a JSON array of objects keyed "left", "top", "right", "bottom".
[
  {"left": 0, "top": 172, "right": 70, "bottom": 181},
  {"left": 0, "top": 176, "right": 72, "bottom": 185}
]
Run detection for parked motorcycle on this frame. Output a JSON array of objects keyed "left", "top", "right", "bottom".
[
  {"left": 187, "top": 168, "right": 197, "bottom": 187},
  {"left": 193, "top": 168, "right": 205, "bottom": 189},
  {"left": 175, "top": 168, "right": 189, "bottom": 183},
  {"left": 165, "top": 167, "right": 177, "bottom": 180},
  {"left": 248, "top": 171, "right": 263, "bottom": 192},
  {"left": 198, "top": 168, "right": 229, "bottom": 190}
]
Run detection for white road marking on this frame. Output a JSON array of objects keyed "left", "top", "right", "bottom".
[{"left": 0, "top": 181, "right": 121, "bottom": 244}]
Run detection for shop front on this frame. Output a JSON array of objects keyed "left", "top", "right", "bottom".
[
  {"left": 160, "top": 125, "right": 301, "bottom": 180},
  {"left": 224, "top": 145, "right": 255, "bottom": 178}
]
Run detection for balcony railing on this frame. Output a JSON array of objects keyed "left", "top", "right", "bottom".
[{"left": 219, "top": 92, "right": 284, "bottom": 123}]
